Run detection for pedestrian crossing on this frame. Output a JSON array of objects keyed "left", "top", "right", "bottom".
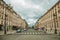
[
  {"left": 16, "top": 32, "right": 45, "bottom": 35},
  {"left": 14, "top": 29, "right": 46, "bottom": 35}
]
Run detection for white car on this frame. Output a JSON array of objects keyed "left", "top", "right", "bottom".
[{"left": 24, "top": 29, "right": 26, "bottom": 31}]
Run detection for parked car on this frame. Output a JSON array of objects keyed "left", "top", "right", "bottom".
[
  {"left": 16, "top": 29, "right": 21, "bottom": 33},
  {"left": 24, "top": 29, "right": 27, "bottom": 31}
]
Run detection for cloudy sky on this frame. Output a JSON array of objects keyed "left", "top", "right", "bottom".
[{"left": 4, "top": 0, "right": 58, "bottom": 27}]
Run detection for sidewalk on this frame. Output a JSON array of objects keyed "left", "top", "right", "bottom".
[
  {"left": 7, "top": 30, "right": 16, "bottom": 34},
  {"left": 0, "top": 31, "right": 4, "bottom": 35},
  {"left": 0, "top": 30, "right": 16, "bottom": 35}
]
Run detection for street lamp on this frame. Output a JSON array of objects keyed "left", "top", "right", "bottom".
[
  {"left": 4, "top": 3, "right": 7, "bottom": 34},
  {"left": 53, "top": 13, "right": 57, "bottom": 34}
]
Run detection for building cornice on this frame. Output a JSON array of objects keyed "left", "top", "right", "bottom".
[{"left": 38, "top": 0, "right": 60, "bottom": 21}]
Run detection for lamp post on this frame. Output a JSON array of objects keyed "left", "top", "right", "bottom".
[
  {"left": 4, "top": 4, "right": 7, "bottom": 34},
  {"left": 53, "top": 13, "right": 57, "bottom": 34}
]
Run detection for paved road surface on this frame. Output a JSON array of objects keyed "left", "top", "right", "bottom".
[{"left": 0, "top": 29, "right": 60, "bottom": 40}]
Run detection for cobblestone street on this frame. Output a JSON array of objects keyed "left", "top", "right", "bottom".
[
  {"left": 0, "top": 34, "right": 60, "bottom": 40},
  {"left": 0, "top": 29, "right": 60, "bottom": 40}
]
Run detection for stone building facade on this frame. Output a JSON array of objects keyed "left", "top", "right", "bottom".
[
  {"left": 0, "top": 0, "right": 28, "bottom": 32},
  {"left": 35, "top": 0, "right": 60, "bottom": 34},
  {"left": 21, "top": 19, "right": 28, "bottom": 30}
]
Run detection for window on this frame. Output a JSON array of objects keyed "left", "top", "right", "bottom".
[
  {"left": 1, "top": 20, "right": 3, "bottom": 24},
  {"left": 58, "top": 8, "right": 60, "bottom": 13},
  {"left": 0, "top": 15, "right": 1, "bottom": 18},
  {"left": 58, "top": 3, "right": 60, "bottom": 13},
  {"left": 58, "top": 3, "right": 59, "bottom": 8}
]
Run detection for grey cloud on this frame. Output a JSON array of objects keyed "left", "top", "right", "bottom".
[{"left": 4, "top": 0, "right": 58, "bottom": 26}]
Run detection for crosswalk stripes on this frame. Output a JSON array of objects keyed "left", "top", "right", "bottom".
[
  {"left": 27, "top": 32, "right": 29, "bottom": 34},
  {"left": 37, "top": 32, "right": 40, "bottom": 34},
  {"left": 33, "top": 32, "right": 34, "bottom": 35},
  {"left": 17, "top": 32, "right": 44, "bottom": 35},
  {"left": 25, "top": 32, "right": 26, "bottom": 34},
  {"left": 14, "top": 29, "right": 47, "bottom": 35},
  {"left": 15, "top": 30, "right": 45, "bottom": 35}
]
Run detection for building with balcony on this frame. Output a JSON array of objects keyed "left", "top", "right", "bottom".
[
  {"left": 35, "top": 0, "right": 60, "bottom": 34},
  {"left": 0, "top": 0, "right": 28, "bottom": 33}
]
